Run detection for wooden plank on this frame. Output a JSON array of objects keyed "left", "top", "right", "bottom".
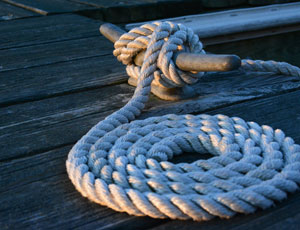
[
  {"left": 72, "top": 0, "right": 142, "bottom": 8},
  {"left": 1, "top": 29, "right": 300, "bottom": 107},
  {"left": 0, "top": 55, "right": 125, "bottom": 106},
  {"left": 0, "top": 84, "right": 132, "bottom": 161},
  {"left": 0, "top": 25, "right": 299, "bottom": 161},
  {"left": 1, "top": 70, "right": 299, "bottom": 162},
  {"left": 204, "top": 30, "right": 300, "bottom": 67},
  {"left": 0, "top": 0, "right": 37, "bottom": 20},
  {"left": 78, "top": 0, "right": 207, "bottom": 23},
  {"left": 0, "top": 36, "right": 113, "bottom": 72},
  {"left": 2, "top": 0, "right": 205, "bottom": 23},
  {"left": 264, "top": 212, "right": 300, "bottom": 230},
  {"left": 0, "top": 146, "right": 167, "bottom": 230},
  {"left": 145, "top": 90, "right": 300, "bottom": 230},
  {"left": 147, "top": 194, "right": 300, "bottom": 230},
  {"left": 203, "top": 0, "right": 298, "bottom": 8},
  {"left": 0, "top": 14, "right": 100, "bottom": 50},
  {"left": 2, "top": 0, "right": 94, "bottom": 15},
  {"left": 248, "top": 0, "right": 298, "bottom": 6},
  {"left": 202, "top": 23, "right": 300, "bottom": 46},
  {"left": 1, "top": 0, "right": 230, "bottom": 23},
  {"left": 1, "top": 89, "right": 300, "bottom": 229},
  {"left": 126, "top": 2, "right": 300, "bottom": 39},
  {"left": 2, "top": 0, "right": 298, "bottom": 24},
  {"left": 1, "top": 3, "right": 299, "bottom": 230},
  {"left": 76, "top": 0, "right": 297, "bottom": 9}
]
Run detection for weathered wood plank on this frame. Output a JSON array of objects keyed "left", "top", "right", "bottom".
[
  {"left": 2, "top": 0, "right": 298, "bottom": 24},
  {"left": 77, "top": 0, "right": 298, "bottom": 9},
  {"left": 145, "top": 89, "right": 300, "bottom": 229},
  {"left": 201, "top": 0, "right": 298, "bottom": 8},
  {"left": 126, "top": 2, "right": 300, "bottom": 39},
  {"left": 145, "top": 90, "right": 300, "bottom": 230},
  {"left": 1, "top": 29, "right": 300, "bottom": 106},
  {"left": 264, "top": 212, "right": 300, "bottom": 230},
  {"left": 147, "top": 194, "right": 300, "bottom": 230},
  {"left": 5, "top": 0, "right": 280, "bottom": 24},
  {"left": 0, "top": 84, "right": 132, "bottom": 161},
  {"left": 2, "top": 0, "right": 93, "bottom": 15},
  {"left": 72, "top": 0, "right": 142, "bottom": 8},
  {"left": 205, "top": 30, "right": 300, "bottom": 67},
  {"left": 0, "top": 146, "right": 70, "bottom": 193},
  {"left": 202, "top": 23, "right": 300, "bottom": 47},
  {"left": 0, "top": 14, "right": 100, "bottom": 49},
  {"left": 1, "top": 70, "right": 299, "bottom": 162},
  {"left": 0, "top": 36, "right": 113, "bottom": 72},
  {"left": 0, "top": 146, "right": 166, "bottom": 229},
  {"left": 1, "top": 89, "right": 300, "bottom": 229},
  {"left": 75, "top": 0, "right": 206, "bottom": 23},
  {"left": 1, "top": 3, "right": 299, "bottom": 230},
  {"left": 0, "top": 55, "right": 125, "bottom": 106},
  {"left": 0, "top": 0, "right": 37, "bottom": 20},
  {"left": 2, "top": 0, "right": 205, "bottom": 23},
  {"left": 1, "top": 21, "right": 299, "bottom": 161},
  {"left": 248, "top": 0, "right": 298, "bottom": 6}
]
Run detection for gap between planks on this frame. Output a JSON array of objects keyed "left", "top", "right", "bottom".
[
  {"left": 1, "top": 70, "right": 300, "bottom": 162},
  {"left": 1, "top": 88, "right": 300, "bottom": 229},
  {"left": 0, "top": 13, "right": 101, "bottom": 50},
  {"left": 0, "top": 0, "right": 38, "bottom": 20},
  {"left": 126, "top": 2, "right": 300, "bottom": 37},
  {"left": 1, "top": 29, "right": 300, "bottom": 108}
]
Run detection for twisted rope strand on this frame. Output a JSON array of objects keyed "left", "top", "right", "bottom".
[{"left": 66, "top": 22, "right": 300, "bottom": 221}]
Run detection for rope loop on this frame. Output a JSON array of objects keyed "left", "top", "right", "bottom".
[
  {"left": 114, "top": 21, "right": 205, "bottom": 88},
  {"left": 67, "top": 21, "right": 300, "bottom": 221}
]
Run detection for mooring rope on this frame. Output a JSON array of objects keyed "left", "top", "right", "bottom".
[{"left": 66, "top": 22, "right": 300, "bottom": 221}]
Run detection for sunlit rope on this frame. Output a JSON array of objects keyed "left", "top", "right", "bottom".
[{"left": 66, "top": 21, "right": 300, "bottom": 221}]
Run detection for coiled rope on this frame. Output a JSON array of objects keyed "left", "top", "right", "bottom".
[{"left": 66, "top": 22, "right": 300, "bottom": 221}]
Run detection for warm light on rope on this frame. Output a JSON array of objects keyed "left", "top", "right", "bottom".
[{"left": 66, "top": 21, "right": 300, "bottom": 221}]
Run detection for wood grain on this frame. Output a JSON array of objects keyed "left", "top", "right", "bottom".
[
  {"left": 0, "top": 0, "right": 37, "bottom": 20},
  {"left": 0, "top": 14, "right": 100, "bottom": 50},
  {"left": 145, "top": 90, "right": 300, "bottom": 230},
  {"left": 1, "top": 14, "right": 299, "bottom": 108},
  {"left": 1, "top": 8, "right": 300, "bottom": 229},
  {"left": 0, "top": 84, "right": 132, "bottom": 161},
  {"left": 71, "top": 0, "right": 142, "bottom": 8},
  {"left": 2, "top": 0, "right": 93, "bottom": 15},
  {"left": 75, "top": 0, "right": 206, "bottom": 23},
  {"left": 0, "top": 146, "right": 166, "bottom": 229},
  {"left": 0, "top": 55, "right": 125, "bottom": 106},
  {"left": 1, "top": 70, "right": 299, "bottom": 162},
  {"left": 0, "top": 36, "right": 113, "bottom": 72},
  {"left": 1, "top": 89, "right": 300, "bottom": 230},
  {"left": 205, "top": 30, "right": 300, "bottom": 67},
  {"left": 2, "top": 0, "right": 298, "bottom": 24},
  {"left": 2, "top": 27, "right": 300, "bottom": 106},
  {"left": 126, "top": 2, "right": 300, "bottom": 38}
]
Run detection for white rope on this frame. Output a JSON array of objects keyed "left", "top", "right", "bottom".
[{"left": 66, "top": 21, "right": 300, "bottom": 221}]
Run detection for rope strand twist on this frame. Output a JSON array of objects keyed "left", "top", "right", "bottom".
[{"left": 66, "top": 21, "right": 300, "bottom": 221}]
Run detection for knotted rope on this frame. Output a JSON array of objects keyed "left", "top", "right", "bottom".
[
  {"left": 66, "top": 22, "right": 300, "bottom": 221},
  {"left": 114, "top": 21, "right": 206, "bottom": 89}
]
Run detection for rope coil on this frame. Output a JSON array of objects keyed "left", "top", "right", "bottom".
[{"left": 66, "top": 21, "right": 300, "bottom": 221}]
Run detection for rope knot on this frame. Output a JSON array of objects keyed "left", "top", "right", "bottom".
[
  {"left": 67, "top": 21, "right": 300, "bottom": 222},
  {"left": 114, "top": 21, "right": 206, "bottom": 88}
]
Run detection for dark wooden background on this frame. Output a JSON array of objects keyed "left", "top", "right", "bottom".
[{"left": 0, "top": 1, "right": 300, "bottom": 229}]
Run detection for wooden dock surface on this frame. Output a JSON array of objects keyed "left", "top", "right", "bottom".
[{"left": 0, "top": 1, "right": 300, "bottom": 229}]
